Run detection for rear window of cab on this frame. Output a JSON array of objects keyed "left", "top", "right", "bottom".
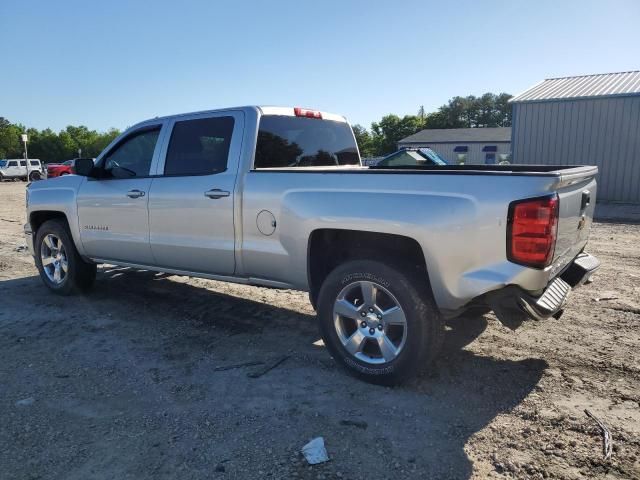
[{"left": 254, "top": 115, "right": 359, "bottom": 168}]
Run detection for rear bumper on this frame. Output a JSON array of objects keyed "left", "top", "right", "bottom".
[{"left": 487, "top": 252, "right": 600, "bottom": 328}]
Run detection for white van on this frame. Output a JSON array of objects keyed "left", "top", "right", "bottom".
[{"left": 0, "top": 159, "right": 45, "bottom": 181}]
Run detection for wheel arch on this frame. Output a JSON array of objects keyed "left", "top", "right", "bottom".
[
  {"left": 307, "top": 229, "right": 434, "bottom": 310},
  {"left": 30, "top": 210, "right": 70, "bottom": 235}
]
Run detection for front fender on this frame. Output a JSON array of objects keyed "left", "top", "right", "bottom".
[{"left": 27, "top": 176, "right": 86, "bottom": 256}]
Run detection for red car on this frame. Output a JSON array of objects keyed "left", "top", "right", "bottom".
[{"left": 46, "top": 159, "right": 76, "bottom": 178}]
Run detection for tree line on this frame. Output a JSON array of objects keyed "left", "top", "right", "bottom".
[
  {"left": 353, "top": 92, "right": 512, "bottom": 157},
  {"left": 1, "top": 92, "right": 511, "bottom": 163},
  {"left": 0, "top": 117, "right": 120, "bottom": 164}
]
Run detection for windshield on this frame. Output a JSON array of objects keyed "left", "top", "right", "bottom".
[
  {"left": 0, "top": 160, "right": 6, "bottom": 167},
  {"left": 418, "top": 148, "right": 448, "bottom": 165},
  {"left": 254, "top": 115, "right": 360, "bottom": 168}
]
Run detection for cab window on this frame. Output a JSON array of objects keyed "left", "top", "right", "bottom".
[
  {"left": 164, "top": 116, "right": 234, "bottom": 176},
  {"left": 101, "top": 127, "right": 160, "bottom": 178},
  {"left": 255, "top": 115, "right": 359, "bottom": 168}
]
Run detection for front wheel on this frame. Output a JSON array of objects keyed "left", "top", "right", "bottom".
[
  {"left": 29, "top": 171, "right": 42, "bottom": 181},
  {"left": 34, "top": 219, "right": 97, "bottom": 295},
  {"left": 317, "top": 260, "right": 443, "bottom": 385}
]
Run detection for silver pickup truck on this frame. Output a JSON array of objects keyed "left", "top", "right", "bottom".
[{"left": 25, "top": 106, "right": 600, "bottom": 384}]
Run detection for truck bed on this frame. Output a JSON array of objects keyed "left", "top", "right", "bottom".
[
  {"left": 257, "top": 164, "right": 597, "bottom": 178},
  {"left": 368, "top": 164, "right": 595, "bottom": 174}
]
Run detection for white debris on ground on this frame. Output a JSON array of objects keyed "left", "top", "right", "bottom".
[{"left": 301, "top": 437, "right": 330, "bottom": 465}]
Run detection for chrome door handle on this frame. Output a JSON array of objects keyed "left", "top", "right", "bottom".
[
  {"left": 204, "top": 189, "right": 230, "bottom": 199},
  {"left": 127, "top": 189, "right": 146, "bottom": 198}
]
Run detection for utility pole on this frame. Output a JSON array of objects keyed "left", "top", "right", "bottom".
[{"left": 21, "top": 133, "right": 29, "bottom": 181}]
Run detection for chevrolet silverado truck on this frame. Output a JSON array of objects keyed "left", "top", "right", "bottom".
[{"left": 24, "top": 106, "right": 600, "bottom": 384}]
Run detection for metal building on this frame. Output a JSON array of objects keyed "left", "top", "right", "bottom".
[
  {"left": 511, "top": 71, "right": 640, "bottom": 203},
  {"left": 397, "top": 127, "right": 511, "bottom": 165}
]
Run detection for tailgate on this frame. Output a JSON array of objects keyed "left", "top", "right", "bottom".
[{"left": 553, "top": 167, "right": 597, "bottom": 271}]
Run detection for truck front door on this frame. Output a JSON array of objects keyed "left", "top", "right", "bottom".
[
  {"left": 76, "top": 125, "right": 164, "bottom": 264},
  {"left": 147, "top": 111, "right": 242, "bottom": 275}
]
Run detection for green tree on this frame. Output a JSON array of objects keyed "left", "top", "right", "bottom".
[
  {"left": 370, "top": 114, "right": 424, "bottom": 156},
  {"left": 0, "top": 118, "right": 24, "bottom": 158},
  {"left": 0, "top": 117, "right": 121, "bottom": 163},
  {"left": 351, "top": 124, "right": 374, "bottom": 158},
  {"left": 424, "top": 93, "right": 513, "bottom": 129}
]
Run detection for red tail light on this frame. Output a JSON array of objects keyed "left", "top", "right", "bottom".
[
  {"left": 294, "top": 107, "right": 322, "bottom": 119},
  {"left": 507, "top": 195, "right": 559, "bottom": 268}
]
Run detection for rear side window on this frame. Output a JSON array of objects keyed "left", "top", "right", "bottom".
[
  {"left": 254, "top": 115, "right": 359, "bottom": 168},
  {"left": 164, "top": 116, "right": 234, "bottom": 176}
]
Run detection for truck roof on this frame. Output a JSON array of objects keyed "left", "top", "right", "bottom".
[{"left": 130, "top": 106, "right": 348, "bottom": 130}]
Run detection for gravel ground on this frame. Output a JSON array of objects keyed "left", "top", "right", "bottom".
[{"left": 0, "top": 181, "right": 638, "bottom": 480}]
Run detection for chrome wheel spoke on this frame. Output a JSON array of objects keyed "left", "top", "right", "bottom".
[
  {"left": 44, "top": 235, "right": 55, "bottom": 250},
  {"left": 41, "top": 256, "right": 54, "bottom": 266},
  {"left": 343, "top": 330, "right": 366, "bottom": 355},
  {"left": 378, "top": 335, "right": 398, "bottom": 362},
  {"left": 382, "top": 306, "right": 406, "bottom": 325},
  {"left": 40, "top": 234, "right": 66, "bottom": 285},
  {"left": 334, "top": 299, "right": 361, "bottom": 320},
  {"left": 53, "top": 264, "right": 62, "bottom": 282},
  {"left": 333, "top": 279, "right": 408, "bottom": 366},
  {"left": 360, "top": 281, "right": 377, "bottom": 307}
]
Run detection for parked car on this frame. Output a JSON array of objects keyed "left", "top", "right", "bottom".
[
  {"left": 24, "top": 106, "right": 600, "bottom": 384},
  {"left": 0, "top": 159, "right": 44, "bottom": 181},
  {"left": 46, "top": 160, "right": 74, "bottom": 178},
  {"left": 46, "top": 158, "right": 94, "bottom": 178},
  {"left": 377, "top": 147, "right": 448, "bottom": 167}
]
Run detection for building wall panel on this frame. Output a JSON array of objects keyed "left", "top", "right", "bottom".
[{"left": 512, "top": 96, "right": 640, "bottom": 203}]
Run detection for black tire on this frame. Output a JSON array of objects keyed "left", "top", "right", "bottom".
[
  {"left": 34, "top": 219, "right": 97, "bottom": 295},
  {"left": 29, "top": 171, "right": 42, "bottom": 181},
  {"left": 317, "top": 260, "right": 443, "bottom": 385}
]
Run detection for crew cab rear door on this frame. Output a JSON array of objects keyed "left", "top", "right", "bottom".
[{"left": 147, "top": 111, "right": 243, "bottom": 275}]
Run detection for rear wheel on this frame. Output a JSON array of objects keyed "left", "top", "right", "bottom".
[
  {"left": 317, "top": 260, "right": 443, "bottom": 385},
  {"left": 34, "top": 219, "right": 96, "bottom": 295}
]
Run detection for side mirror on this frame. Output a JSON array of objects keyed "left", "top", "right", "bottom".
[{"left": 74, "top": 158, "right": 96, "bottom": 177}]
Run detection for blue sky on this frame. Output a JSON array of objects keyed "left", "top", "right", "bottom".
[{"left": 1, "top": 0, "right": 639, "bottom": 132}]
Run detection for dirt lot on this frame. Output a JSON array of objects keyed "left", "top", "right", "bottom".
[{"left": 1, "top": 181, "right": 638, "bottom": 479}]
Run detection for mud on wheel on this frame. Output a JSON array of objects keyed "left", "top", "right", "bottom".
[{"left": 317, "top": 260, "right": 443, "bottom": 385}]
